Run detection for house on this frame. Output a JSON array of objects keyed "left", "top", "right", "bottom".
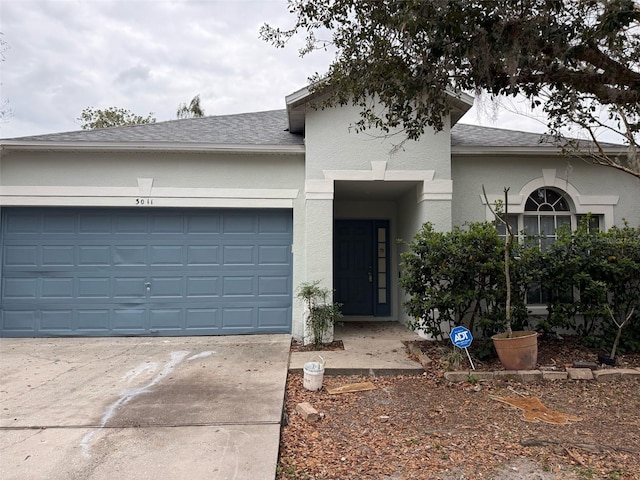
[{"left": 1, "top": 87, "right": 638, "bottom": 338}]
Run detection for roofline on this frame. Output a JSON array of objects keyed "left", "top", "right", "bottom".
[
  {"left": 0, "top": 141, "right": 305, "bottom": 155},
  {"left": 452, "top": 145, "right": 627, "bottom": 156},
  {"left": 286, "top": 85, "right": 474, "bottom": 133}
]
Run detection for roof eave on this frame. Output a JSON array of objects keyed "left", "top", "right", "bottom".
[
  {"left": 285, "top": 86, "right": 475, "bottom": 134},
  {"left": 0, "top": 141, "right": 305, "bottom": 155},
  {"left": 452, "top": 145, "right": 627, "bottom": 156}
]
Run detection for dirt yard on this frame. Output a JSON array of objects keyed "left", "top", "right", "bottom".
[{"left": 277, "top": 339, "right": 640, "bottom": 480}]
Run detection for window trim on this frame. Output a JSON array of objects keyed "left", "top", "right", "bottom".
[{"left": 481, "top": 168, "right": 619, "bottom": 230}]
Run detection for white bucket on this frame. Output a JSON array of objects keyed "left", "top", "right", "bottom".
[{"left": 303, "top": 355, "right": 325, "bottom": 391}]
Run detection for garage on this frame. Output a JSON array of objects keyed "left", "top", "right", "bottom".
[{"left": 0, "top": 207, "right": 293, "bottom": 337}]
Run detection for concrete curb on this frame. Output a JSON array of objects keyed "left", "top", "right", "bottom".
[
  {"left": 444, "top": 367, "right": 640, "bottom": 383},
  {"left": 289, "top": 366, "right": 425, "bottom": 377}
]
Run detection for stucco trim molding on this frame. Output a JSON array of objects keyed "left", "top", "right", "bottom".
[
  {"left": 0, "top": 184, "right": 299, "bottom": 209},
  {"left": 480, "top": 168, "right": 619, "bottom": 228},
  {"left": 317, "top": 161, "right": 452, "bottom": 202}
]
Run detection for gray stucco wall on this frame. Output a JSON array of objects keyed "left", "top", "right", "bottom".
[
  {"left": 304, "top": 102, "right": 452, "bottom": 181},
  {"left": 452, "top": 154, "right": 640, "bottom": 228},
  {"left": 1, "top": 150, "right": 304, "bottom": 190}
]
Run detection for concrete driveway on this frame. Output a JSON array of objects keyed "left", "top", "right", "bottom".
[{"left": 0, "top": 335, "right": 291, "bottom": 480}]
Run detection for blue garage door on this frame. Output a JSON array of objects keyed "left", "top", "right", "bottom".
[{"left": 0, "top": 207, "right": 292, "bottom": 337}]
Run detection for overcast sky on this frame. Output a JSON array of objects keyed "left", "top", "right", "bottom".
[{"left": 0, "top": 0, "right": 550, "bottom": 140}]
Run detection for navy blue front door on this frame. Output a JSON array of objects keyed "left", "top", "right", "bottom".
[
  {"left": 334, "top": 221, "right": 374, "bottom": 315},
  {"left": 334, "top": 220, "right": 391, "bottom": 317}
]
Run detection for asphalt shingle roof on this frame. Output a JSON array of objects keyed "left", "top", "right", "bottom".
[
  {"left": 451, "top": 123, "right": 549, "bottom": 147},
  {"left": 2, "top": 109, "right": 621, "bottom": 150},
  {"left": 4, "top": 109, "right": 303, "bottom": 146}
]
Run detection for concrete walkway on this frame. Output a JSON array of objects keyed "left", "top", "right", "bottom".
[
  {"left": 0, "top": 335, "right": 290, "bottom": 480},
  {"left": 289, "top": 322, "right": 424, "bottom": 375}
]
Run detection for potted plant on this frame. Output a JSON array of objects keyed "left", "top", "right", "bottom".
[
  {"left": 297, "top": 280, "right": 343, "bottom": 347},
  {"left": 484, "top": 186, "right": 538, "bottom": 370}
]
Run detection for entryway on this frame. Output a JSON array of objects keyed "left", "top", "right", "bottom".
[{"left": 333, "top": 219, "right": 390, "bottom": 317}]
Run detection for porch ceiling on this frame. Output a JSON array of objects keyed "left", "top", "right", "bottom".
[{"left": 334, "top": 180, "right": 419, "bottom": 201}]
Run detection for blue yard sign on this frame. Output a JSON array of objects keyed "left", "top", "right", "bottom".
[
  {"left": 449, "top": 326, "right": 475, "bottom": 370},
  {"left": 450, "top": 326, "right": 473, "bottom": 348}
]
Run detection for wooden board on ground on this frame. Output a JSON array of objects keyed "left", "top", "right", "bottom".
[{"left": 326, "top": 381, "right": 377, "bottom": 395}]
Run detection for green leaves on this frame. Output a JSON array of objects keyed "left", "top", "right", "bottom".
[
  {"left": 538, "top": 220, "right": 640, "bottom": 350},
  {"left": 78, "top": 106, "right": 156, "bottom": 130},
  {"left": 263, "top": 0, "right": 639, "bottom": 178},
  {"left": 399, "top": 221, "right": 526, "bottom": 339}
]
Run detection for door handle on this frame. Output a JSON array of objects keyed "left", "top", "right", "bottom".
[
  {"left": 145, "top": 282, "right": 151, "bottom": 292},
  {"left": 368, "top": 267, "right": 373, "bottom": 283}
]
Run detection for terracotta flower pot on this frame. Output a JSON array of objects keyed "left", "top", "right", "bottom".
[{"left": 491, "top": 330, "right": 538, "bottom": 370}]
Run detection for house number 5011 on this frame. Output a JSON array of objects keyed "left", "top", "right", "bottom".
[{"left": 135, "top": 198, "right": 154, "bottom": 205}]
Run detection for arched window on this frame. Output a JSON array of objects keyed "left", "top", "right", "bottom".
[{"left": 523, "top": 188, "right": 572, "bottom": 250}]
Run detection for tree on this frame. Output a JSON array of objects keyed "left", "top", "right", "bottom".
[
  {"left": 261, "top": 0, "right": 640, "bottom": 179},
  {"left": 78, "top": 107, "right": 156, "bottom": 130},
  {"left": 176, "top": 94, "right": 205, "bottom": 119}
]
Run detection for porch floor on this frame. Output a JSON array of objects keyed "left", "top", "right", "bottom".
[{"left": 288, "top": 321, "right": 424, "bottom": 375}]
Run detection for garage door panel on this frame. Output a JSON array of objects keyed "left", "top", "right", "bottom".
[
  {"left": 41, "top": 310, "right": 73, "bottom": 330},
  {"left": 113, "top": 246, "right": 147, "bottom": 265},
  {"left": 259, "top": 307, "right": 291, "bottom": 328},
  {"left": 223, "top": 245, "right": 255, "bottom": 265},
  {"left": 222, "top": 308, "right": 253, "bottom": 329},
  {"left": 259, "top": 245, "right": 290, "bottom": 265},
  {"left": 44, "top": 214, "right": 76, "bottom": 233},
  {"left": 79, "top": 246, "right": 110, "bottom": 266},
  {"left": 42, "top": 246, "right": 74, "bottom": 266},
  {"left": 187, "top": 245, "right": 220, "bottom": 266},
  {"left": 259, "top": 276, "right": 290, "bottom": 296},
  {"left": 113, "top": 277, "right": 147, "bottom": 298},
  {"left": 1, "top": 208, "right": 292, "bottom": 336},
  {"left": 78, "top": 278, "right": 110, "bottom": 298},
  {"left": 187, "top": 215, "right": 221, "bottom": 234},
  {"left": 150, "top": 309, "right": 183, "bottom": 329},
  {"left": 4, "top": 246, "right": 37, "bottom": 266},
  {"left": 78, "top": 310, "right": 109, "bottom": 330},
  {"left": 3, "top": 277, "right": 38, "bottom": 299},
  {"left": 41, "top": 278, "right": 74, "bottom": 298},
  {"left": 115, "top": 214, "right": 148, "bottom": 233},
  {"left": 2, "top": 310, "right": 36, "bottom": 331},
  {"left": 186, "top": 276, "right": 219, "bottom": 297},
  {"left": 149, "top": 277, "right": 184, "bottom": 298},
  {"left": 150, "top": 214, "right": 184, "bottom": 234},
  {"left": 186, "top": 308, "right": 219, "bottom": 328},
  {"left": 113, "top": 309, "right": 145, "bottom": 330},
  {"left": 150, "top": 245, "right": 184, "bottom": 265},
  {"left": 79, "top": 214, "right": 111, "bottom": 233},
  {"left": 223, "top": 215, "right": 255, "bottom": 234}
]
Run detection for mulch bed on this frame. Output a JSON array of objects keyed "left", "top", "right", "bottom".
[
  {"left": 407, "top": 335, "right": 640, "bottom": 372},
  {"left": 278, "top": 337, "right": 640, "bottom": 479}
]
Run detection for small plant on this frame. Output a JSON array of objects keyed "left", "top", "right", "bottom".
[
  {"left": 443, "top": 347, "right": 464, "bottom": 370},
  {"left": 296, "top": 280, "right": 343, "bottom": 347},
  {"left": 467, "top": 373, "right": 478, "bottom": 384}
]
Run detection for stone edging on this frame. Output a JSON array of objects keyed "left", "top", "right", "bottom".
[{"left": 444, "top": 367, "right": 640, "bottom": 383}]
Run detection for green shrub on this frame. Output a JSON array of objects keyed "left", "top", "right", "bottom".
[{"left": 400, "top": 221, "right": 529, "bottom": 339}]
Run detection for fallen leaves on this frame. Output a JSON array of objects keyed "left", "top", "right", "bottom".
[{"left": 277, "top": 373, "right": 640, "bottom": 479}]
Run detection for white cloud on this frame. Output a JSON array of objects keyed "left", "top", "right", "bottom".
[
  {"left": 0, "top": 0, "right": 332, "bottom": 138},
  {"left": 0, "top": 0, "right": 569, "bottom": 141}
]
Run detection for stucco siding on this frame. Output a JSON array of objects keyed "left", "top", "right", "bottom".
[
  {"left": 452, "top": 155, "right": 640, "bottom": 228},
  {"left": 1, "top": 151, "right": 304, "bottom": 189},
  {"left": 304, "top": 102, "right": 452, "bottom": 181}
]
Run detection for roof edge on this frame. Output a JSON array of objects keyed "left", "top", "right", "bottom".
[
  {"left": 452, "top": 145, "right": 627, "bottom": 156},
  {"left": 0, "top": 141, "right": 305, "bottom": 155},
  {"left": 286, "top": 86, "right": 474, "bottom": 134}
]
